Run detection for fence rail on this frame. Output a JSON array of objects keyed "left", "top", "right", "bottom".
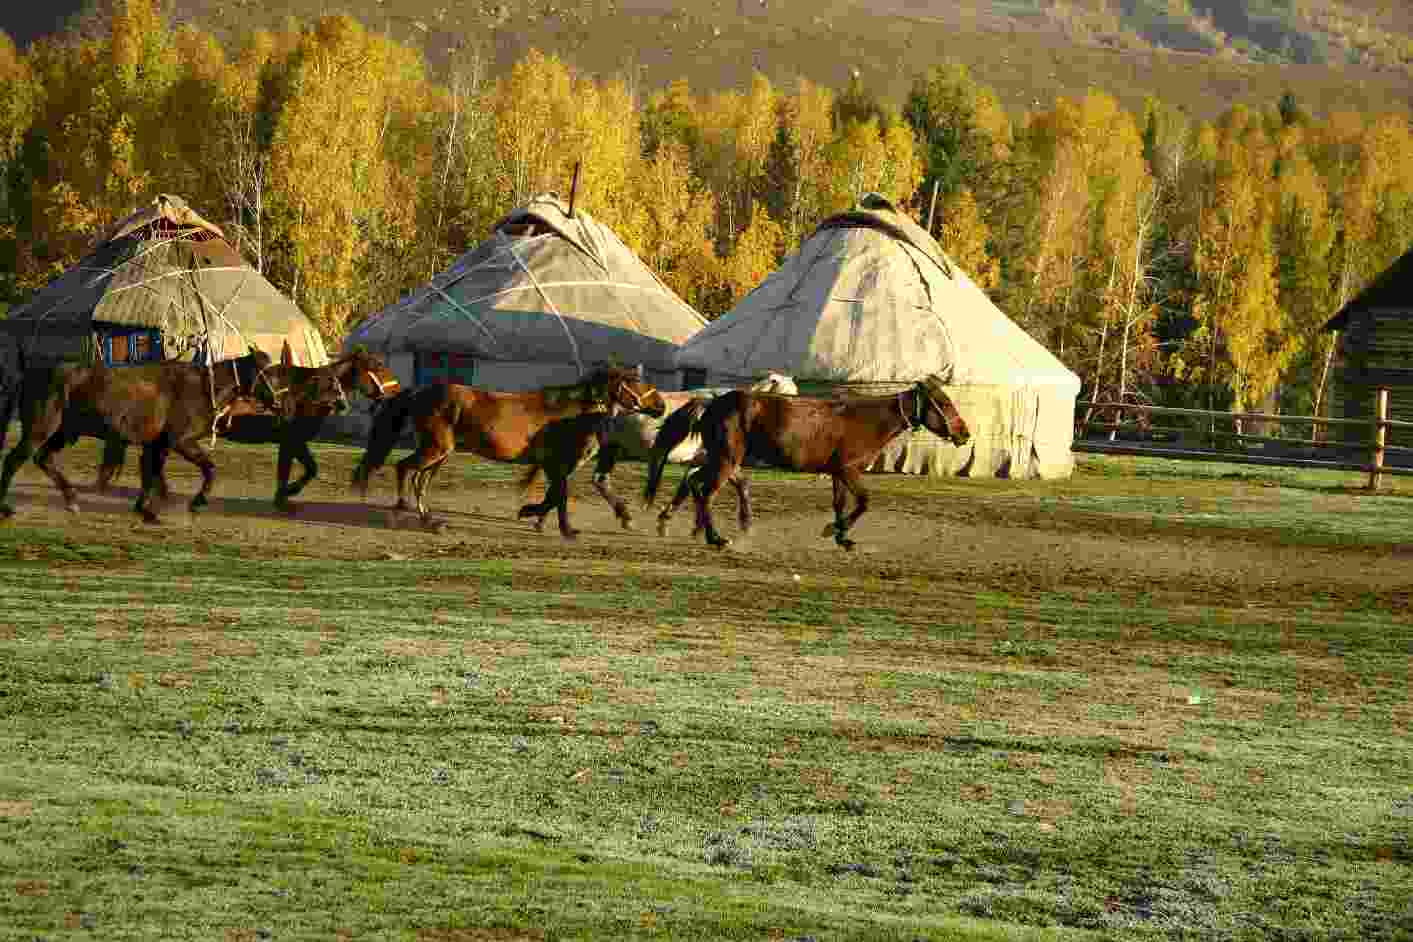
[{"left": 1074, "top": 391, "right": 1413, "bottom": 487}]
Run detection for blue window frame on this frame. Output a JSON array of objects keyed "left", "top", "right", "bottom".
[
  {"left": 97, "top": 327, "right": 164, "bottom": 366},
  {"left": 415, "top": 352, "right": 475, "bottom": 386}
]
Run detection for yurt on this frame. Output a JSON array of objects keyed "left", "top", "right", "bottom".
[
  {"left": 343, "top": 194, "right": 707, "bottom": 392},
  {"left": 0, "top": 194, "right": 328, "bottom": 370},
  {"left": 675, "top": 194, "right": 1081, "bottom": 479}
]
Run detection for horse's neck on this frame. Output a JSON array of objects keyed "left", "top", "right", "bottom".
[
  {"left": 537, "top": 387, "right": 599, "bottom": 418},
  {"left": 207, "top": 360, "right": 250, "bottom": 403},
  {"left": 850, "top": 392, "right": 912, "bottom": 441}
]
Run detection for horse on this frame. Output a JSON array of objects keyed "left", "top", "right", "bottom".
[
  {"left": 92, "top": 347, "right": 401, "bottom": 511},
  {"left": 351, "top": 366, "right": 667, "bottom": 536},
  {"left": 519, "top": 373, "right": 797, "bottom": 531},
  {"left": 0, "top": 347, "right": 283, "bottom": 523},
  {"left": 644, "top": 375, "right": 970, "bottom": 550}
]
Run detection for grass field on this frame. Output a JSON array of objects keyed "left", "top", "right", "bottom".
[{"left": 0, "top": 440, "right": 1410, "bottom": 940}]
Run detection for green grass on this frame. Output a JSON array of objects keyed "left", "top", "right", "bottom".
[{"left": 0, "top": 449, "right": 1410, "bottom": 939}]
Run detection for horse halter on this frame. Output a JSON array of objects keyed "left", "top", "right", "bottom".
[
  {"left": 611, "top": 378, "right": 657, "bottom": 414},
  {"left": 360, "top": 363, "right": 399, "bottom": 399},
  {"left": 250, "top": 360, "right": 288, "bottom": 411},
  {"left": 901, "top": 385, "right": 931, "bottom": 430}
]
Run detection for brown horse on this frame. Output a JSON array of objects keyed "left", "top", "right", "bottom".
[
  {"left": 352, "top": 366, "right": 667, "bottom": 535},
  {"left": 519, "top": 374, "right": 799, "bottom": 531},
  {"left": 93, "top": 347, "right": 401, "bottom": 511},
  {"left": 0, "top": 348, "right": 282, "bottom": 523},
  {"left": 645, "top": 375, "right": 970, "bottom": 550}
]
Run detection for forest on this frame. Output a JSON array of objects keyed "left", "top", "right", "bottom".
[{"left": 3, "top": 0, "right": 1413, "bottom": 418}]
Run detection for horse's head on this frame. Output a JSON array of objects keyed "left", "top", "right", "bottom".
[
  {"left": 240, "top": 349, "right": 286, "bottom": 413},
  {"left": 597, "top": 366, "right": 666, "bottom": 418},
  {"left": 346, "top": 348, "right": 401, "bottom": 402},
  {"left": 301, "top": 366, "right": 350, "bottom": 416},
  {"left": 913, "top": 376, "right": 970, "bottom": 446}
]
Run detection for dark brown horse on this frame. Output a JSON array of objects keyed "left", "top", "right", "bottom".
[
  {"left": 518, "top": 375, "right": 799, "bottom": 531},
  {"left": 645, "top": 375, "right": 970, "bottom": 550},
  {"left": 352, "top": 366, "right": 667, "bottom": 535},
  {"left": 0, "top": 348, "right": 282, "bottom": 523},
  {"left": 93, "top": 348, "right": 401, "bottom": 511}
]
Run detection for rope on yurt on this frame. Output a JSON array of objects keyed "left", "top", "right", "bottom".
[{"left": 505, "top": 238, "right": 584, "bottom": 377}]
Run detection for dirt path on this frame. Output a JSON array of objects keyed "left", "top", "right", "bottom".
[{"left": 4, "top": 442, "right": 1409, "bottom": 613}]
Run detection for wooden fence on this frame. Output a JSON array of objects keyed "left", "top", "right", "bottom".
[{"left": 1074, "top": 389, "right": 1413, "bottom": 489}]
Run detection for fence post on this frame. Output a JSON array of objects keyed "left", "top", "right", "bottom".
[{"left": 1368, "top": 387, "right": 1389, "bottom": 491}]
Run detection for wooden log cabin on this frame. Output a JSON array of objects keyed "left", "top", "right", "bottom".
[{"left": 1324, "top": 248, "right": 1413, "bottom": 454}]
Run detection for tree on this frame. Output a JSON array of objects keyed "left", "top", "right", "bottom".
[
  {"left": 768, "top": 76, "right": 833, "bottom": 250},
  {"left": 266, "top": 15, "right": 429, "bottom": 338},
  {"left": 938, "top": 187, "right": 995, "bottom": 291},
  {"left": 902, "top": 62, "right": 1011, "bottom": 239},
  {"left": 635, "top": 140, "right": 720, "bottom": 314},
  {"left": 1177, "top": 108, "right": 1286, "bottom": 412}
]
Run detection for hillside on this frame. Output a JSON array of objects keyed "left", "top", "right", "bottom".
[{"left": 4, "top": 0, "right": 1413, "bottom": 120}]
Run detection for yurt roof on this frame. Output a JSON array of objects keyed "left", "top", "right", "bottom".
[
  {"left": 344, "top": 194, "right": 707, "bottom": 371},
  {"left": 2, "top": 194, "right": 318, "bottom": 349},
  {"left": 676, "top": 194, "right": 1080, "bottom": 390}
]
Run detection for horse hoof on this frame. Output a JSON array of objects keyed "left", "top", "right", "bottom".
[
  {"left": 561, "top": 529, "right": 580, "bottom": 541},
  {"left": 620, "top": 517, "right": 634, "bottom": 531},
  {"left": 838, "top": 539, "right": 856, "bottom": 552},
  {"left": 656, "top": 519, "right": 669, "bottom": 538}
]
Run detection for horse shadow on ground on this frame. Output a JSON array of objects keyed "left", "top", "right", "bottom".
[{"left": 4, "top": 481, "right": 533, "bottom": 534}]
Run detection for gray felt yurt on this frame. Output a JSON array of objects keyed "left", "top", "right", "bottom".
[
  {"left": 342, "top": 194, "right": 707, "bottom": 392},
  {"left": 675, "top": 194, "right": 1081, "bottom": 479},
  {"left": 0, "top": 194, "right": 329, "bottom": 370}
]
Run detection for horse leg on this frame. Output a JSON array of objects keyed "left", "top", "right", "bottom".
[
  {"left": 282, "top": 431, "right": 319, "bottom": 501},
  {"left": 95, "top": 433, "right": 128, "bottom": 493},
  {"left": 169, "top": 439, "right": 216, "bottom": 513},
  {"left": 273, "top": 437, "right": 296, "bottom": 511},
  {"left": 820, "top": 469, "right": 867, "bottom": 551},
  {"left": 591, "top": 443, "right": 632, "bottom": 530},
  {"left": 517, "top": 462, "right": 555, "bottom": 533},
  {"left": 134, "top": 442, "right": 165, "bottom": 524},
  {"left": 657, "top": 468, "right": 695, "bottom": 537},
  {"left": 0, "top": 434, "right": 37, "bottom": 518},
  {"left": 548, "top": 473, "right": 578, "bottom": 540},
  {"left": 395, "top": 424, "right": 450, "bottom": 516},
  {"left": 730, "top": 473, "right": 752, "bottom": 534},
  {"left": 693, "top": 457, "right": 735, "bottom": 549},
  {"left": 414, "top": 454, "right": 451, "bottom": 526},
  {"left": 32, "top": 429, "right": 82, "bottom": 514}
]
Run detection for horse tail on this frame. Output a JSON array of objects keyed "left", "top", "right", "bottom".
[
  {"left": 352, "top": 387, "right": 417, "bottom": 493},
  {"left": 643, "top": 398, "right": 706, "bottom": 507}
]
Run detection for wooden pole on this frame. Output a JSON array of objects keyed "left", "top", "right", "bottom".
[
  {"left": 925, "top": 179, "right": 941, "bottom": 235},
  {"left": 1369, "top": 387, "right": 1389, "bottom": 490},
  {"left": 567, "top": 160, "right": 581, "bottom": 218}
]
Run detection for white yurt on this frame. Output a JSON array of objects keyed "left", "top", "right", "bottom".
[
  {"left": 343, "top": 194, "right": 706, "bottom": 393},
  {"left": 0, "top": 194, "right": 329, "bottom": 370},
  {"left": 675, "top": 194, "right": 1081, "bottom": 479}
]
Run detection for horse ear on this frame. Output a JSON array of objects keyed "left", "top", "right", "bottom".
[{"left": 280, "top": 340, "right": 293, "bottom": 367}]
